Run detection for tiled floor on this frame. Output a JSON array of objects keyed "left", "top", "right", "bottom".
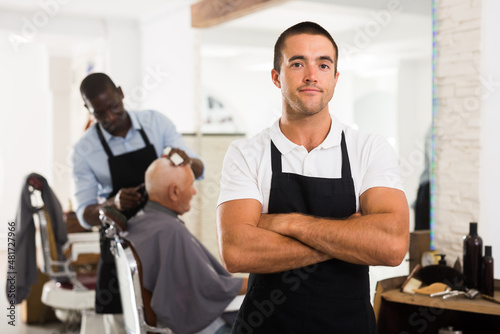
[
  {"left": 1, "top": 249, "right": 78, "bottom": 334},
  {"left": 2, "top": 318, "right": 75, "bottom": 334}
]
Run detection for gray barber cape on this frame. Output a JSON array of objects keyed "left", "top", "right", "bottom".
[
  {"left": 6, "top": 173, "right": 68, "bottom": 304},
  {"left": 127, "top": 201, "right": 242, "bottom": 334}
]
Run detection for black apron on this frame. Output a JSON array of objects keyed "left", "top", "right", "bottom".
[
  {"left": 94, "top": 122, "right": 157, "bottom": 314},
  {"left": 232, "top": 132, "right": 377, "bottom": 334}
]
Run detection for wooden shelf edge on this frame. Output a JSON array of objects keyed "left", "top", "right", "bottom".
[{"left": 375, "top": 277, "right": 500, "bottom": 317}]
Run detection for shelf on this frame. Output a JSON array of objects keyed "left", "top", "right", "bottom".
[
  {"left": 374, "top": 276, "right": 500, "bottom": 333},
  {"left": 381, "top": 288, "right": 500, "bottom": 316}
]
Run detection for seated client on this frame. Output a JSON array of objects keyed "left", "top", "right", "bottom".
[{"left": 127, "top": 158, "right": 247, "bottom": 334}]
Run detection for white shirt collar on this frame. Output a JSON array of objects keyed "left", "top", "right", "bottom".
[
  {"left": 129, "top": 111, "right": 141, "bottom": 130},
  {"left": 269, "top": 114, "right": 343, "bottom": 155}
]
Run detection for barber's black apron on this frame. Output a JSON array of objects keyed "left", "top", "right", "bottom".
[
  {"left": 232, "top": 132, "right": 377, "bottom": 334},
  {"left": 94, "top": 123, "right": 157, "bottom": 313}
]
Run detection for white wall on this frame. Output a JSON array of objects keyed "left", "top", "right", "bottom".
[
  {"left": 398, "top": 58, "right": 433, "bottom": 230},
  {"left": 434, "top": 0, "right": 499, "bottom": 276},
  {"left": 201, "top": 54, "right": 281, "bottom": 137},
  {"left": 330, "top": 70, "right": 355, "bottom": 126},
  {"left": 140, "top": 3, "right": 197, "bottom": 133},
  {"left": 352, "top": 72, "right": 398, "bottom": 141},
  {"left": 434, "top": 0, "right": 481, "bottom": 262},
  {"left": 479, "top": 0, "right": 500, "bottom": 274},
  {"left": 50, "top": 55, "right": 73, "bottom": 209},
  {"left": 106, "top": 19, "right": 142, "bottom": 98},
  {"left": 0, "top": 36, "right": 52, "bottom": 230}
]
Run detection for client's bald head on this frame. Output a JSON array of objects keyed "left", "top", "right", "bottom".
[{"left": 145, "top": 158, "right": 196, "bottom": 215}]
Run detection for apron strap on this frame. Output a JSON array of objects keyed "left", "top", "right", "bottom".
[
  {"left": 137, "top": 123, "right": 151, "bottom": 146},
  {"left": 96, "top": 120, "right": 152, "bottom": 158},
  {"left": 271, "top": 132, "right": 352, "bottom": 178},
  {"left": 340, "top": 131, "right": 352, "bottom": 178},
  {"left": 270, "top": 141, "right": 282, "bottom": 173},
  {"left": 95, "top": 123, "right": 114, "bottom": 158}
]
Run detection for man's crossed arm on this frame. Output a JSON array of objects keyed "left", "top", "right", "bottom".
[{"left": 217, "top": 187, "right": 409, "bottom": 274}]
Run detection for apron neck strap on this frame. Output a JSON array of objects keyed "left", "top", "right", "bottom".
[
  {"left": 271, "top": 141, "right": 282, "bottom": 173},
  {"left": 95, "top": 123, "right": 113, "bottom": 157},
  {"left": 271, "top": 131, "right": 352, "bottom": 178},
  {"left": 96, "top": 121, "right": 151, "bottom": 158},
  {"left": 137, "top": 126, "right": 151, "bottom": 146},
  {"left": 340, "top": 132, "right": 352, "bottom": 178}
]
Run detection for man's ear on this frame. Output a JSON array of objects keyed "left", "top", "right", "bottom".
[
  {"left": 271, "top": 69, "right": 281, "bottom": 89},
  {"left": 168, "top": 184, "right": 178, "bottom": 202},
  {"left": 82, "top": 97, "right": 91, "bottom": 111},
  {"left": 117, "top": 86, "right": 124, "bottom": 99}
]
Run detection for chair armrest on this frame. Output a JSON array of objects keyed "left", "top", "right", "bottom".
[
  {"left": 99, "top": 206, "right": 128, "bottom": 232},
  {"left": 70, "top": 242, "right": 100, "bottom": 262},
  {"left": 225, "top": 295, "right": 245, "bottom": 312}
]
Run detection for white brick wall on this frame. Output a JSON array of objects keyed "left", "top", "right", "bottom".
[{"left": 434, "top": 0, "right": 483, "bottom": 265}]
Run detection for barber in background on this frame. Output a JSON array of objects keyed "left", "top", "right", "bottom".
[{"left": 71, "top": 72, "right": 203, "bottom": 332}]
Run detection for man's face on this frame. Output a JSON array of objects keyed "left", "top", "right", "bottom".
[
  {"left": 83, "top": 86, "right": 129, "bottom": 136},
  {"left": 177, "top": 167, "right": 197, "bottom": 215},
  {"left": 272, "top": 33, "right": 339, "bottom": 119}
]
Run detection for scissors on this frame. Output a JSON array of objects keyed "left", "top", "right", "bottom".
[{"left": 430, "top": 288, "right": 479, "bottom": 299}]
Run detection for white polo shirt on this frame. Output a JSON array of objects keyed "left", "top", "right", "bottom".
[{"left": 217, "top": 115, "right": 404, "bottom": 213}]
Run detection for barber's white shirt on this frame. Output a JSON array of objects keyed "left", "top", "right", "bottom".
[{"left": 217, "top": 115, "right": 404, "bottom": 213}]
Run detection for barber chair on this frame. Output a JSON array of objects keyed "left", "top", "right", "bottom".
[
  {"left": 99, "top": 206, "right": 174, "bottom": 334},
  {"left": 100, "top": 206, "right": 245, "bottom": 334},
  {"left": 26, "top": 175, "right": 104, "bottom": 333}
]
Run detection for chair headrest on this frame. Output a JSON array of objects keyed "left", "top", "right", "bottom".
[
  {"left": 99, "top": 206, "right": 128, "bottom": 232},
  {"left": 27, "top": 175, "right": 44, "bottom": 190}
]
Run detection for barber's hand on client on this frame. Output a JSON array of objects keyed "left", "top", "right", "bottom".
[
  {"left": 162, "top": 147, "right": 192, "bottom": 167},
  {"left": 114, "top": 185, "right": 146, "bottom": 211}
]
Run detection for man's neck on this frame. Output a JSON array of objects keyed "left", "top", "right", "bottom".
[
  {"left": 279, "top": 110, "right": 332, "bottom": 152},
  {"left": 147, "top": 200, "right": 180, "bottom": 217},
  {"left": 108, "top": 113, "right": 132, "bottom": 138}
]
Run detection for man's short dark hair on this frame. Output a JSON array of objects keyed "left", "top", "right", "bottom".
[
  {"left": 273, "top": 21, "right": 338, "bottom": 74},
  {"left": 80, "top": 72, "right": 117, "bottom": 99}
]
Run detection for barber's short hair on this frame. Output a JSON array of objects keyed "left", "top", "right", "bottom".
[
  {"left": 273, "top": 21, "right": 338, "bottom": 74},
  {"left": 79, "top": 73, "right": 117, "bottom": 99}
]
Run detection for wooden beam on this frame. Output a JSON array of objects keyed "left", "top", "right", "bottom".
[{"left": 191, "top": 0, "right": 287, "bottom": 28}]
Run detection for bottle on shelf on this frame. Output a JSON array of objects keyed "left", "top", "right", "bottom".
[
  {"left": 481, "top": 245, "right": 494, "bottom": 297},
  {"left": 463, "top": 222, "right": 482, "bottom": 289},
  {"left": 437, "top": 254, "right": 447, "bottom": 266}
]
